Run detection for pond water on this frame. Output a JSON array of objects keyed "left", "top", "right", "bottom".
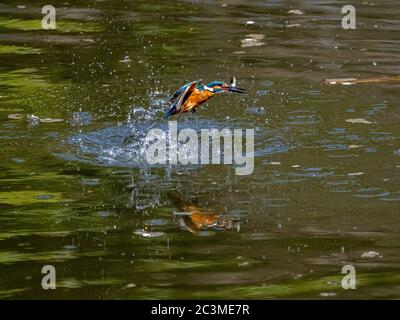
[{"left": 0, "top": 0, "right": 399, "bottom": 299}]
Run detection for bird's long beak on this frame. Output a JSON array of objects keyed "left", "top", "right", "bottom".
[{"left": 227, "top": 86, "right": 247, "bottom": 94}]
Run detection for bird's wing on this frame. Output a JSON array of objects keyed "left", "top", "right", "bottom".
[
  {"left": 169, "top": 83, "right": 190, "bottom": 104},
  {"left": 164, "top": 81, "right": 198, "bottom": 118},
  {"left": 169, "top": 80, "right": 201, "bottom": 105},
  {"left": 173, "top": 80, "right": 198, "bottom": 112}
]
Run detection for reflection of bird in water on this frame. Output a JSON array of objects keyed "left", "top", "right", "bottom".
[
  {"left": 176, "top": 205, "right": 240, "bottom": 234},
  {"left": 164, "top": 77, "right": 247, "bottom": 118},
  {"left": 168, "top": 193, "right": 240, "bottom": 235}
]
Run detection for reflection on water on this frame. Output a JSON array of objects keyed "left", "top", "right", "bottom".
[
  {"left": 1, "top": 0, "right": 400, "bottom": 299},
  {"left": 170, "top": 193, "right": 241, "bottom": 235}
]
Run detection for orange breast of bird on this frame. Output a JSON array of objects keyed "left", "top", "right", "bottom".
[{"left": 181, "top": 88, "right": 215, "bottom": 113}]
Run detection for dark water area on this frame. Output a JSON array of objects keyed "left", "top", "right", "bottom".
[{"left": 0, "top": 0, "right": 399, "bottom": 299}]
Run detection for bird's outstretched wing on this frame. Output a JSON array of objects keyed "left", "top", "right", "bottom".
[
  {"left": 174, "top": 81, "right": 197, "bottom": 111},
  {"left": 169, "top": 80, "right": 201, "bottom": 105},
  {"left": 169, "top": 82, "right": 190, "bottom": 105},
  {"left": 165, "top": 80, "right": 200, "bottom": 118}
]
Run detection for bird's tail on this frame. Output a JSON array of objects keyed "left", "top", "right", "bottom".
[{"left": 164, "top": 105, "right": 177, "bottom": 118}]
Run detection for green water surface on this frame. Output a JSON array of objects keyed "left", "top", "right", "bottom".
[{"left": 0, "top": 0, "right": 399, "bottom": 299}]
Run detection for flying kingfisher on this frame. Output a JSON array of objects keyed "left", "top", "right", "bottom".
[{"left": 164, "top": 77, "right": 247, "bottom": 118}]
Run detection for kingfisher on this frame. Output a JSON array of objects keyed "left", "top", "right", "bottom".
[{"left": 164, "top": 77, "right": 247, "bottom": 118}]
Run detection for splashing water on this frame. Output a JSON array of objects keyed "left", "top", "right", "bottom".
[
  {"left": 60, "top": 92, "right": 225, "bottom": 167},
  {"left": 64, "top": 94, "right": 167, "bottom": 167}
]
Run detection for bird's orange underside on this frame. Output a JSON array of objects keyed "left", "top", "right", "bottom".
[{"left": 181, "top": 89, "right": 215, "bottom": 113}]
